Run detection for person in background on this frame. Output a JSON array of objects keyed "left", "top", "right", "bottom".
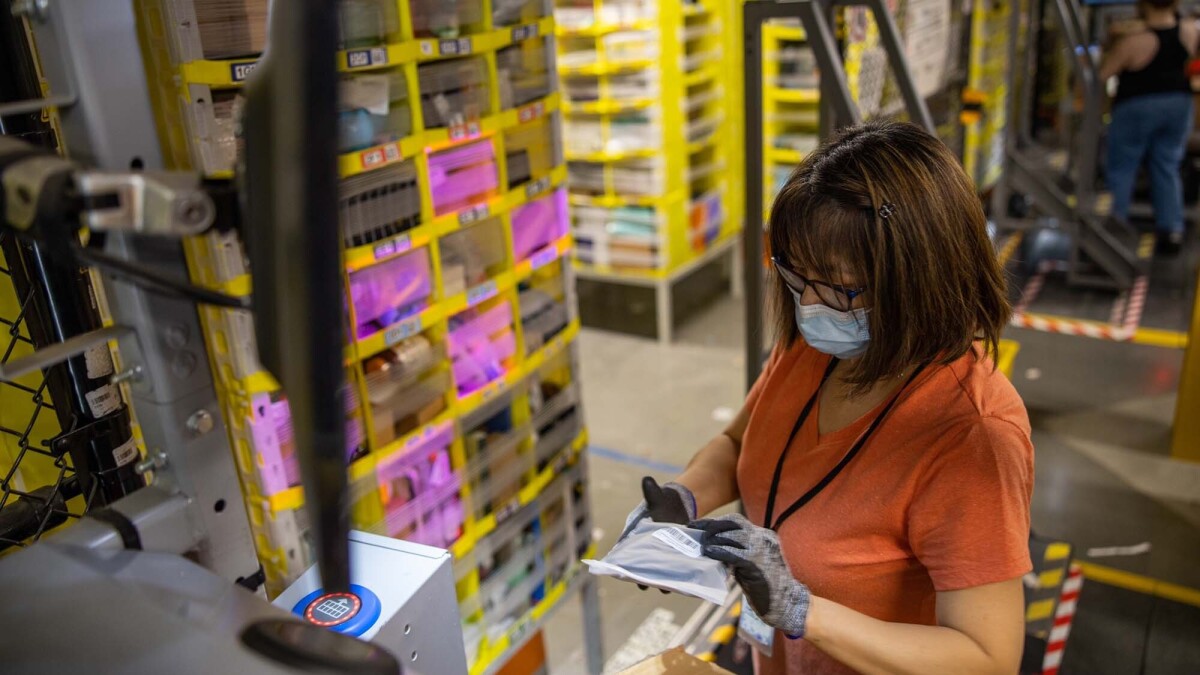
[
  {"left": 1100, "top": 0, "right": 1200, "bottom": 254},
  {"left": 622, "top": 121, "right": 1033, "bottom": 675}
]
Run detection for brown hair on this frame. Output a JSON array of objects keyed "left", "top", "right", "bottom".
[{"left": 768, "top": 120, "right": 1010, "bottom": 392}]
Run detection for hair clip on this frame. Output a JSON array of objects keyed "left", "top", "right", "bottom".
[{"left": 878, "top": 203, "right": 896, "bottom": 220}]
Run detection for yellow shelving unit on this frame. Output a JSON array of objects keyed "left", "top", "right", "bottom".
[
  {"left": 133, "top": 1, "right": 596, "bottom": 671},
  {"left": 762, "top": 20, "right": 819, "bottom": 210},
  {"left": 556, "top": 0, "right": 743, "bottom": 342},
  {"left": 960, "top": 0, "right": 1011, "bottom": 193}
]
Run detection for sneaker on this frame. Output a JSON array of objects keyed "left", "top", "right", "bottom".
[{"left": 1156, "top": 231, "right": 1184, "bottom": 256}]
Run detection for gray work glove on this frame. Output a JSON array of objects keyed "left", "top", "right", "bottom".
[
  {"left": 620, "top": 477, "right": 697, "bottom": 541},
  {"left": 693, "top": 513, "right": 811, "bottom": 638}
]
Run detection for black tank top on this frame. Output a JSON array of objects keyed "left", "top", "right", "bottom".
[{"left": 1115, "top": 24, "right": 1192, "bottom": 103}]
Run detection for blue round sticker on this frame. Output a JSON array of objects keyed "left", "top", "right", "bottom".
[{"left": 292, "top": 584, "right": 382, "bottom": 638}]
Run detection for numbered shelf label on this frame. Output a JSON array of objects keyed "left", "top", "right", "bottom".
[
  {"left": 435, "top": 37, "right": 472, "bottom": 56},
  {"left": 529, "top": 244, "right": 559, "bottom": 271},
  {"left": 495, "top": 497, "right": 521, "bottom": 524},
  {"left": 230, "top": 61, "right": 259, "bottom": 82},
  {"left": 525, "top": 176, "right": 552, "bottom": 198},
  {"left": 458, "top": 203, "right": 489, "bottom": 225},
  {"left": 517, "top": 101, "right": 546, "bottom": 124},
  {"left": 373, "top": 233, "right": 412, "bottom": 261},
  {"left": 511, "top": 23, "right": 539, "bottom": 42},
  {"left": 466, "top": 279, "right": 499, "bottom": 307},
  {"left": 384, "top": 316, "right": 422, "bottom": 346},
  {"left": 346, "top": 47, "right": 388, "bottom": 69}
]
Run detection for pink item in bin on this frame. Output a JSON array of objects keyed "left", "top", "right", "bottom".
[
  {"left": 249, "top": 393, "right": 365, "bottom": 497},
  {"left": 350, "top": 250, "right": 432, "bottom": 339},
  {"left": 448, "top": 301, "right": 516, "bottom": 394},
  {"left": 511, "top": 188, "right": 568, "bottom": 262},
  {"left": 376, "top": 423, "right": 464, "bottom": 548},
  {"left": 428, "top": 141, "right": 499, "bottom": 215}
]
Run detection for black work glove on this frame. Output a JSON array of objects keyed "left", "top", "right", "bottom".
[{"left": 620, "top": 477, "right": 697, "bottom": 592}]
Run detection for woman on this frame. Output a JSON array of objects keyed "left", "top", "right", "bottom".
[
  {"left": 1100, "top": 0, "right": 1199, "bottom": 253},
  {"left": 625, "top": 121, "right": 1033, "bottom": 675}
]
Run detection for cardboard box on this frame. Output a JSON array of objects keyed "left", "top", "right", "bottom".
[{"left": 619, "top": 648, "right": 733, "bottom": 675}]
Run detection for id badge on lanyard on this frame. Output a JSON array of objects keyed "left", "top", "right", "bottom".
[{"left": 738, "top": 597, "right": 775, "bottom": 656}]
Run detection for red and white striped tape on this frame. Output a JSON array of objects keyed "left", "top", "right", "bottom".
[
  {"left": 1042, "top": 564, "right": 1084, "bottom": 675},
  {"left": 1010, "top": 313, "right": 1134, "bottom": 341},
  {"left": 1123, "top": 276, "right": 1149, "bottom": 334}
]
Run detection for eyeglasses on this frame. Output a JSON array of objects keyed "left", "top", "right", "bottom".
[{"left": 771, "top": 257, "right": 867, "bottom": 311}]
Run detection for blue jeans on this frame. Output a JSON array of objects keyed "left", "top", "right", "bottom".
[{"left": 1107, "top": 92, "right": 1194, "bottom": 234}]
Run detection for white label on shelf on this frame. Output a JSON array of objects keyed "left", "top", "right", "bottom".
[
  {"left": 346, "top": 47, "right": 388, "bottom": 69},
  {"left": 85, "top": 384, "right": 122, "bottom": 418},
  {"left": 361, "top": 147, "right": 385, "bottom": 168},
  {"left": 230, "top": 62, "right": 258, "bottom": 82},
  {"left": 438, "top": 37, "right": 473, "bottom": 56},
  {"left": 496, "top": 498, "right": 521, "bottom": 523},
  {"left": 383, "top": 143, "right": 401, "bottom": 162},
  {"left": 653, "top": 527, "right": 703, "bottom": 558},
  {"left": 374, "top": 233, "right": 410, "bottom": 260},
  {"left": 384, "top": 317, "right": 422, "bottom": 346},
  {"left": 530, "top": 244, "right": 559, "bottom": 271},
  {"left": 518, "top": 101, "right": 545, "bottom": 123},
  {"left": 525, "top": 176, "right": 551, "bottom": 198},
  {"left": 458, "top": 203, "right": 488, "bottom": 225},
  {"left": 342, "top": 74, "right": 390, "bottom": 115},
  {"left": 112, "top": 437, "right": 139, "bottom": 468},
  {"left": 85, "top": 343, "right": 115, "bottom": 379},
  {"left": 420, "top": 41, "right": 434, "bottom": 56},
  {"left": 466, "top": 280, "right": 498, "bottom": 307},
  {"left": 511, "top": 23, "right": 539, "bottom": 42}
]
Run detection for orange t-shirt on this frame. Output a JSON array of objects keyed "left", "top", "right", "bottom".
[{"left": 737, "top": 340, "right": 1034, "bottom": 675}]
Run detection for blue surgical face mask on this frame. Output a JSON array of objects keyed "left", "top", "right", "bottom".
[{"left": 790, "top": 291, "right": 870, "bottom": 358}]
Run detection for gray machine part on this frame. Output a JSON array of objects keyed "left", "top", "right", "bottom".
[
  {"left": 273, "top": 531, "right": 469, "bottom": 674},
  {"left": 18, "top": 0, "right": 262, "bottom": 582},
  {"left": 741, "top": 0, "right": 936, "bottom": 388},
  {"left": 0, "top": 540, "right": 300, "bottom": 674}
]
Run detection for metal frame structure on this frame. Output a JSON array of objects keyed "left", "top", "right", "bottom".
[
  {"left": 990, "top": 0, "right": 1145, "bottom": 291},
  {"left": 2, "top": 0, "right": 261, "bottom": 582},
  {"left": 741, "top": 0, "right": 935, "bottom": 389}
]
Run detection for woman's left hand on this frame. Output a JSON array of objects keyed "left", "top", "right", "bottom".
[{"left": 693, "top": 514, "right": 811, "bottom": 638}]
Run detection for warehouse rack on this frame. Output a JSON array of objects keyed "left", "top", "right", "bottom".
[
  {"left": 556, "top": 0, "right": 744, "bottom": 342},
  {"left": 132, "top": 1, "right": 602, "bottom": 672},
  {"left": 761, "top": 20, "right": 820, "bottom": 206}
]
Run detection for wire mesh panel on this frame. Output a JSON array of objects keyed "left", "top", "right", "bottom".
[{"left": 0, "top": 232, "right": 93, "bottom": 552}]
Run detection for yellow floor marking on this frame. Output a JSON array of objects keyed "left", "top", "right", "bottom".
[{"left": 1077, "top": 562, "right": 1200, "bottom": 609}]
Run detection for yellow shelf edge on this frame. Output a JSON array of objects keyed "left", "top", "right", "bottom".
[
  {"left": 339, "top": 135, "right": 423, "bottom": 179},
  {"left": 563, "top": 97, "right": 656, "bottom": 114},
  {"left": 344, "top": 223, "right": 436, "bottom": 273},
  {"left": 767, "top": 86, "right": 820, "bottom": 104},
  {"left": 349, "top": 414, "right": 458, "bottom": 482},
  {"left": 180, "top": 19, "right": 555, "bottom": 87},
  {"left": 558, "top": 58, "right": 656, "bottom": 76},
  {"left": 355, "top": 302, "right": 446, "bottom": 361},
  {"left": 565, "top": 147, "right": 657, "bottom": 162},
  {"left": 555, "top": 18, "right": 656, "bottom": 37},
  {"left": 684, "top": 64, "right": 717, "bottom": 87}
]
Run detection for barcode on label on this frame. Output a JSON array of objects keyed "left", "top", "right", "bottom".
[
  {"left": 85, "top": 384, "right": 122, "bottom": 418},
  {"left": 113, "top": 437, "right": 139, "bottom": 468},
  {"left": 652, "top": 527, "right": 702, "bottom": 558}
]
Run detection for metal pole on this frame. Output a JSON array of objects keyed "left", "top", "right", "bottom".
[
  {"left": 742, "top": 2, "right": 770, "bottom": 391},
  {"left": 801, "top": 0, "right": 861, "bottom": 131},
  {"left": 862, "top": 0, "right": 936, "bottom": 133}
]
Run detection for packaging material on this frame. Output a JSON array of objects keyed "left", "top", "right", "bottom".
[
  {"left": 619, "top": 648, "right": 734, "bottom": 675},
  {"left": 195, "top": 0, "right": 269, "bottom": 59},
  {"left": 375, "top": 424, "right": 463, "bottom": 547},
  {"left": 410, "top": 0, "right": 484, "bottom": 38},
  {"left": 496, "top": 40, "right": 553, "bottom": 109},
  {"left": 338, "top": 0, "right": 399, "bottom": 49},
  {"left": 339, "top": 70, "right": 411, "bottom": 153},
  {"left": 505, "top": 120, "right": 559, "bottom": 188},
  {"left": 511, "top": 188, "right": 569, "bottom": 261},
  {"left": 439, "top": 217, "right": 507, "bottom": 294},
  {"left": 340, "top": 160, "right": 421, "bottom": 249},
  {"left": 248, "top": 390, "right": 366, "bottom": 496},
  {"left": 419, "top": 57, "right": 490, "bottom": 129},
  {"left": 428, "top": 140, "right": 499, "bottom": 215},
  {"left": 493, "top": 0, "right": 545, "bottom": 27},
  {"left": 584, "top": 520, "right": 729, "bottom": 603},
  {"left": 448, "top": 300, "right": 516, "bottom": 395},
  {"left": 349, "top": 249, "right": 433, "bottom": 339}
]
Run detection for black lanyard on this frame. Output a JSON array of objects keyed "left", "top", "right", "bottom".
[{"left": 762, "top": 358, "right": 927, "bottom": 531}]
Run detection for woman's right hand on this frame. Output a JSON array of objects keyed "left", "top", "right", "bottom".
[{"left": 619, "top": 477, "right": 697, "bottom": 541}]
